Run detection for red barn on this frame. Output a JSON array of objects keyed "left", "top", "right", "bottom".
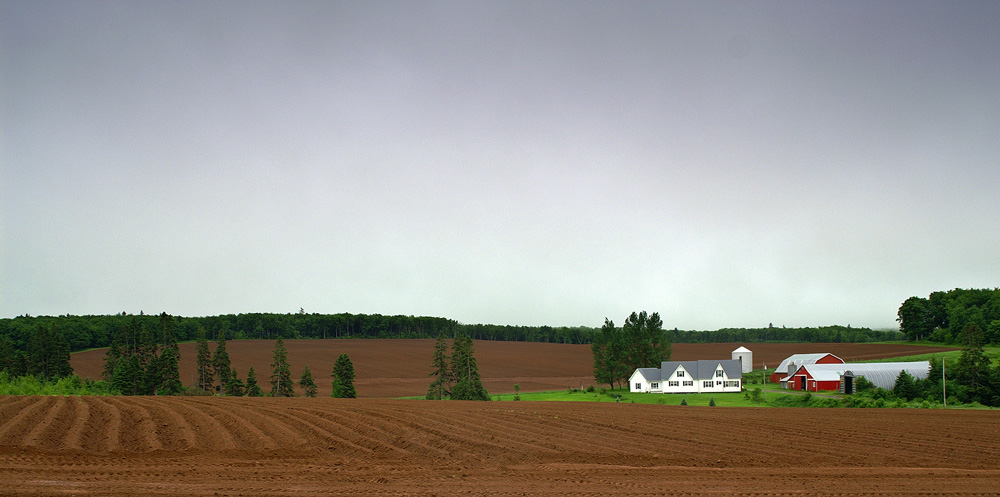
[
  {"left": 770, "top": 353, "right": 844, "bottom": 384},
  {"left": 785, "top": 364, "right": 843, "bottom": 392}
]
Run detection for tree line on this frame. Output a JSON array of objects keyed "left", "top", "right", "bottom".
[
  {"left": 0, "top": 312, "right": 899, "bottom": 359},
  {"left": 897, "top": 288, "right": 1000, "bottom": 344}
]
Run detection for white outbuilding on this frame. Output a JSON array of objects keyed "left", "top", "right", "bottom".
[{"left": 732, "top": 346, "right": 752, "bottom": 373}]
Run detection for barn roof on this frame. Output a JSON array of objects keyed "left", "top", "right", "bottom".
[
  {"left": 775, "top": 353, "right": 843, "bottom": 376},
  {"left": 732, "top": 346, "right": 751, "bottom": 353}
]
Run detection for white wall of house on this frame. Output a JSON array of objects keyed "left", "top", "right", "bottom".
[{"left": 629, "top": 364, "right": 741, "bottom": 394}]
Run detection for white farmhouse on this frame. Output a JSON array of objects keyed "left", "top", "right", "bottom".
[{"left": 629, "top": 359, "right": 743, "bottom": 394}]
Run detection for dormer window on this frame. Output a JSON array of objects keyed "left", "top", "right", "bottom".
[
  {"left": 677, "top": 370, "right": 685, "bottom": 377},
  {"left": 715, "top": 369, "right": 724, "bottom": 378}
]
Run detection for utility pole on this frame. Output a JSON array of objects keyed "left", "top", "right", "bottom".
[
  {"left": 942, "top": 358, "right": 947, "bottom": 408},
  {"left": 763, "top": 363, "right": 767, "bottom": 403}
]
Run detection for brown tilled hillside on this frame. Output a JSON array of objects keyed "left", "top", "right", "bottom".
[
  {"left": 1, "top": 396, "right": 997, "bottom": 496},
  {"left": 70, "top": 340, "right": 956, "bottom": 397}
]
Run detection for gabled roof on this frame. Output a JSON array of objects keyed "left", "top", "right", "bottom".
[
  {"left": 630, "top": 368, "right": 661, "bottom": 383},
  {"left": 732, "top": 346, "right": 751, "bottom": 353},
  {"left": 660, "top": 359, "right": 742, "bottom": 381},
  {"left": 775, "top": 353, "right": 843, "bottom": 375}
]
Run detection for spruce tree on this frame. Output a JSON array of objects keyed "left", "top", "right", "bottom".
[
  {"left": 245, "top": 366, "right": 263, "bottom": 397},
  {"left": 225, "top": 367, "right": 245, "bottom": 396},
  {"left": 213, "top": 330, "right": 232, "bottom": 393},
  {"left": 331, "top": 353, "right": 356, "bottom": 398},
  {"left": 270, "top": 337, "right": 294, "bottom": 397},
  {"left": 195, "top": 326, "right": 215, "bottom": 392},
  {"left": 449, "top": 333, "right": 489, "bottom": 401},
  {"left": 299, "top": 365, "right": 318, "bottom": 398},
  {"left": 156, "top": 313, "right": 183, "bottom": 395},
  {"left": 426, "top": 333, "right": 451, "bottom": 400}
]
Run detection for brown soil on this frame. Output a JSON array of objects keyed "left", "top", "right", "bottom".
[
  {"left": 0, "top": 396, "right": 997, "bottom": 496},
  {"left": 70, "top": 340, "right": 958, "bottom": 397}
]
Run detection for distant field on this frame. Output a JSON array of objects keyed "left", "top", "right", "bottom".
[{"left": 70, "top": 340, "right": 959, "bottom": 397}]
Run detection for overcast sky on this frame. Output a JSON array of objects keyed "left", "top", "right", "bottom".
[{"left": 2, "top": 1, "right": 998, "bottom": 329}]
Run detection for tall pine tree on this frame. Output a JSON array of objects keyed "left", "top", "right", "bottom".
[
  {"left": 426, "top": 333, "right": 451, "bottom": 400},
  {"left": 213, "top": 330, "right": 232, "bottom": 394},
  {"left": 270, "top": 337, "right": 294, "bottom": 397},
  {"left": 155, "top": 313, "right": 182, "bottom": 395},
  {"left": 195, "top": 326, "right": 215, "bottom": 392},
  {"left": 449, "top": 333, "right": 489, "bottom": 401}
]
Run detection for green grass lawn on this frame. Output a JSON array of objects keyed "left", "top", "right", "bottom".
[{"left": 491, "top": 388, "right": 805, "bottom": 407}]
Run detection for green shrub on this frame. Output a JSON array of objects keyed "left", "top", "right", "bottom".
[{"left": 680, "top": 398, "right": 687, "bottom": 406}]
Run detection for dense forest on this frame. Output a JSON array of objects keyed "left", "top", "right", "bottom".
[
  {"left": 897, "top": 288, "right": 1000, "bottom": 344},
  {"left": 0, "top": 311, "right": 900, "bottom": 357}
]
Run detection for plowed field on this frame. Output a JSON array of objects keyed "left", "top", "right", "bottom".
[
  {"left": 70, "top": 340, "right": 958, "bottom": 397},
  {"left": 1, "top": 396, "right": 997, "bottom": 496}
]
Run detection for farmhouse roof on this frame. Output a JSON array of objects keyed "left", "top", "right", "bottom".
[
  {"left": 660, "top": 359, "right": 742, "bottom": 381},
  {"left": 775, "top": 353, "right": 843, "bottom": 376},
  {"left": 632, "top": 368, "right": 661, "bottom": 383}
]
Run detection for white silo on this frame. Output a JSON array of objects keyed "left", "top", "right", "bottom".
[{"left": 732, "top": 346, "right": 752, "bottom": 373}]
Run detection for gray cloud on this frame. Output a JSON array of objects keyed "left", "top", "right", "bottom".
[{"left": 3, "top": 1, "right": 998, "bottom": 329}]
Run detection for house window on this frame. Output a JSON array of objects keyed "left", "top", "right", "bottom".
[
  {"left": 635, "top": 383, "right": 641, "bottom": 390},
  {"left": 716, "top": 369, "right": 724, "bottom": 378},
  {"left": 724, "top": 380, "right": 740, "bottom": 388},
  {"left": 677, "top": 370, "right": 685, "bottom": 377},
  {"left": 668, "top": 381, "right": 679, "bottom": 387},
  {"left": 703, "top": 381, "right": 713, "bottom": 388},
  {"left": 650, "top": 382, "right": 659, "bottom": 390},
  {"left": 683, "top": 381, "right": 693, "bottom": 387}
]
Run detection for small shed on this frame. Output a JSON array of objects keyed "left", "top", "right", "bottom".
[{"left": 732, "top": 346, "right": 752, "bottom": 373}]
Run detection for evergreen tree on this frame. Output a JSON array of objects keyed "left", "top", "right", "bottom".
[
  {"left": 245, "top": 366, "right": 263, "bottom": 397},
  {"left": 331, "top": 353, "right": 356, "bottom": 398},
  {"left": 892, "top": 370, "right": 919, "bottom": 401},
  {"left": 111, "top": 354, "right": 142, "bottom": 395},
  {"left": 102, "top": 326, "right": 126, "bottom": 381},
  {"left": 213, "top": 330, "right": 232, "bottom": 394},
  {"left": 299, "top": 365, "right": 318, "bottom": 398},
  {"left": 955, "top": 323, "right": 995, "bottom": 405},
  {"left": 195, "top": 326, "right": 215, "bottom": 392},
  {"left": 426, "top": 333, "right": 451, "bottom": 400},
  {"left": 270, "top": 337, "right": 294, "bottom": 397},
  {"left": 449, "top": 333, "right": 489, "bottom": 401},
  {"left": 154, "top": 312, "right": 183, "bottom": 395},
  {"left": 224, "top": 367, "right": 245, "bottom": 396}
]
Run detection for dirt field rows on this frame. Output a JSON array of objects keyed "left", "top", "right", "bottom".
[
  {"left": 1, "top": 396, "right": 997, "bottom": 496},
  {"left": 69, "top": 340, "right": 958, "bottom": 397}
]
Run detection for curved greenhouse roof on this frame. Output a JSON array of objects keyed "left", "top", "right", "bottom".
[{"left": 799, "top": 362, "right": 931, "bottom": 390}]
